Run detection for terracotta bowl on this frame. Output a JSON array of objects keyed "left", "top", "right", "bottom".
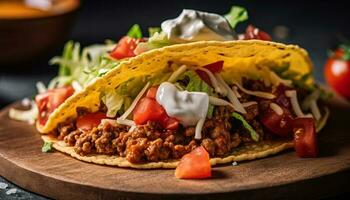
[{"left": 0, "top": 0, "right": 80, "bottom": 68}]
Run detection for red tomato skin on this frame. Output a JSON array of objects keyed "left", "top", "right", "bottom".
[
  {"left": 145, "top": 86, "right": 159, "bottom": 99},
  {"left": 133, "top": 97, "right": 167, "bottom": 125},
  {"left": 35, "top": 86, "right": 74, "bottom": 125},
  {"left": 293, "top": 117, "right": 318, "bottom": 158},
  {"left": 260, "top": 106, "right": 293, "bottom": 137},
  {"left": 324, "top": 57, "right": 350, "bottom": 98},
  {"left": 162, "top": 117, "right": 179, "bottom": 130},
  {"left": 76, "top": 112, "right": 107, "bottom": 131},
  {"left": 175, "top": 146, "right": 211, "bottom": 179},
  {"left": 109, "top": 36, "right": 143, "bottom": 59},
  {"left": 196, "top": 61, "right": 224, "bottom": 86}
]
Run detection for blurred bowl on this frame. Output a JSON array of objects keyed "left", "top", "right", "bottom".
[{"left": 0, "top": 0, "right": 80, "bottom": 68}]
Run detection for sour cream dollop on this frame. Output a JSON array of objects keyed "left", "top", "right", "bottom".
[
  {"left": 161, "top": 9, "right": 236, "bottom": 43},
  {"left": 156, "top": 82, "right": 209, "bottom": 126}
]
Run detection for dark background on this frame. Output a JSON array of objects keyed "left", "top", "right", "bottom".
[
  {"left": 0, "top": 0, "right": 349, "bottom": 108},
  {"left": 0, "top": 1, "right": 350, "bottom": 199}
]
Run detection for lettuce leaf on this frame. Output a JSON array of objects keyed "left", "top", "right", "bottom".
[
  {"left": 224, "top": 6, "right": 248, "bottom": 28},
  {"left": 148, "top": 27, "right": 161, "bottom": 37},
  {"left": 101, "top": 90, "right": 124, "bottom": 118},
  {"left": 184, "top": 71, "right": 214, "bottom": 118},
  {"left": 42, "top": 141, "right": 53, "bottom": 153},
  {"left": 127, "top": 24, "right": 142, "bottom": 39},
  {"left": 232, "top": 112, "right": 259, "bottom": 142}
]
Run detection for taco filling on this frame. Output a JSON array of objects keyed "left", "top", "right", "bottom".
[{"left": 46, "top": 60, "right": 328, "bottom": 164}]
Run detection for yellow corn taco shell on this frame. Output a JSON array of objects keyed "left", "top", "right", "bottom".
[{"left": 37, "top": 40, "right": 314, "bottom": 168}]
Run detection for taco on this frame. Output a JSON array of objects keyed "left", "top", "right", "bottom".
[{"left": 10, "top": 7, "right": 330, "bottom": 171}]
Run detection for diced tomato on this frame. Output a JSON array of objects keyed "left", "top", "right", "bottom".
[
  {"left": 196, "top": 61, "right": 224, "bottom": 86},
  {"left": 109, "top": 36, "right": 144, "bottom": 59},
  {"left": 162, "top": 117, "right": 179, "bottom": 130},
  {"left": 293, "top": 117, "right": 318, "bottom": 158},
  {"left": 145, "top": 86, "right": 159, "bottom": 99},
  {"left": 76, "top": 112, "right": 107, "bottom": 131},
  {"left": 244, "top": 25, "right": 272, "bottom": 41},
  {"left": 274, "top": 84, "right": 292, "bottom": 109},
  {"left": 35, "top": 86, "right": 74, "bottom": 125},
  {"left": 260, "top": 105, "right": 293, "bottom": 137},
  {"left": 175, "top": 146, "right": 211, "bottom": 179}
]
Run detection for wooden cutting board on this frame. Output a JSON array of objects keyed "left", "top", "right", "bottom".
[{"left": 0, "top": 100, "right": 350, "bottom": 200}]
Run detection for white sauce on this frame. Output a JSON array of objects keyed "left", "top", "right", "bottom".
[
  {"left": 156, "top": 82, "right": 209, "bottom": 127},
  {"left": 161, "top": 9, "right": 236, "bottom": 43}
]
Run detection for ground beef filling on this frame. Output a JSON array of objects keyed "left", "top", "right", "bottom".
[{"left": 56, "top": 104, "right": 265, "bottom": 164}]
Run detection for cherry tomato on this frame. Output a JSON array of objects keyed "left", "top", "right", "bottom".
[
  {"left": 324, "top": 49, "right": 350, "bottom": 98},
  {"left": 35, "top": 86, "right": 74, "bottom": 125},
  {"left": 175, "top": 146, "right": 211, "bottom": 179},
  {"left": 293, "top": 117, "right": 318, "bottom": 158},
  {"left": 244, "top": 25, "right": 272, "bottom": 41},
  {"left": 76, "top": 112, "right": 107, "bottom": 131},
  {"left": 196, "top": 61, "right": 224, "bottom": 86},
  {"left": 109, "top": 36, "right": 144, "bottom": 59},
  {"left": 260, "top": 105, "right": 293, "bottom": 137},
  {"left": 145, "top": 86, "right": 159, "bottom": 99}
]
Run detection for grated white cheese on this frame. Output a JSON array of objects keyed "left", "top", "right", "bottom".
[
  {"left": 285, "top": 90, "right": 311, "bottom": 118},
  {"left": 310, "top": 100, "right": 321, "bottom": 121},
  {"left": 116, "top": 118, "right": 136, "bottom": 127},
  {"left": 234, "top": 83, "right": 276, "bottom": 99},
  {"left": 209, "top": 96, "right": 234, "bottom": 108},
  {"left": 233, "top": 86, "right": 241, "bottom": 98},
  {"left": 168, "top": 65, "right": 187, "bottom": 83},
  {"left": 195, "top": 117, "right": 206, "bottom": 139},
  {"left": 214, "top": 73, "right": 228, "bottom": 96},
  {"left": 269, "top": 70, "right": 293, "bottom": 86},
  {"left": 119, "top": 82, "right": 150, "bottom": 120},
  {"left": 242, "top": 101, "right": 257, "bottom": 107},
  {"left": 128, "top": 125, "right": 137, "bottom": 133},
  {"left": 214, "top": 74, "right": 246, "bottom": 114},
  {"left": 196, "top": 68, "right": 225, "bottom": 95},
  {"left": 270, "top": 103, "right": 283, "bottom": 115}
]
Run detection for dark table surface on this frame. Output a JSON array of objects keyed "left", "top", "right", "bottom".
[{"left": 1, "top": 0, "right": 350, "bottom": 199}]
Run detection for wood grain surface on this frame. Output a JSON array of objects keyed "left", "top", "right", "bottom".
[{"left": 0, "top": 101, "right": 350, "bottom": 200}]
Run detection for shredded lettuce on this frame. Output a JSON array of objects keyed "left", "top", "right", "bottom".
[
  {"left": 49, "top": 41, "right": 116, "bottom": 88},
  {"left": 224, "top": 6, "right": 248, "bottom": 28},
  {"left": 101, "top": 90, "right": 124, "bottom": 118},
  {"left": 134, "top": 32, "right": 173, "bottom": 54},
  {"left": 42, "top": 141, "right": 53, "bottom": 153},
  {"left": 184, "top": 71, "right": 214, "bottom": 118},
  {"left": 127, "top": 24, "right": 143, "bottom": 39},
  {"left": 232, "top": 112, "right": 259, "bottom": 142}
]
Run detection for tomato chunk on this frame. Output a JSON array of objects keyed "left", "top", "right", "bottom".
[
  {"left": 145, "top": 86, "right": 159, "bottom": 99},
  {"left": 293, "top": 117, "right": 318, "bottom": 158},
  {"left": 109, "top": 36, "right": 144, "bottom": 59},
  {"left": 76, "top": 112, "right": 107, "bottom": 131},
  {"left": 260, "top": 105, "right": 293, "bottom": 137},
  {"left": 175, "top": 146, "right": 211, "bottom": 179},
  {"left": 196, "top": 61, "right": 224, "bottom": 86},
  {"left": 35, "top": 86, "right": 74, "bottom": 125}
]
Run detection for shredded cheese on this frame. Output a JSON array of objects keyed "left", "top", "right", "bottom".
[
  {"left": 195, "top": 117, "right": 206, "bottom": 139},
  {"left": 214, "top": 74, "right": 246, "bottom": 114},
  {"left": 234, "top": 83, "right": 276, "bottom": 99},
  {"left": 128, "top": 125, "right": 137, "bottom": 133},
  {"left": 270, "top": 103, "right": 283, "bottom": 115},
  {"left": 270, "top": 70, "right": 293, "bottom": 86},
  {"left": 119, "top": 82, "right": 150, "bottom": 120},
  {"left": 196, "top": 68, "right": 225, "bottom": 95},
  {"left": 209, "top": 96, "right": 234, "bottom": 108},
  {"left": 116, "top": 118, "right": 136, "bottom": 127},
  {"left": 242, "top": 101, "right": 257, "bottom": 107},
  {"left": 168, "top": 65, "right": 187, "bottom": 83},
  {"left": 233, "top": 86, "right": 241, "bottom": 98},
  {"left": 285, "top": 90, "right": 311, "bottom": 118},
  {"left": 214, "top": 73, "right": 228, "bottom": 96},
  {"left": 310, "top": 100, "right": 321, "bottom": 121},
  {"left": 316, "top": 107, "right": 330, "bottom": 132}
]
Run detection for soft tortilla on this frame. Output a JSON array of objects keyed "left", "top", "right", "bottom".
[{"left": 42, "top": 135, "right": 294, "bottom": 169}]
